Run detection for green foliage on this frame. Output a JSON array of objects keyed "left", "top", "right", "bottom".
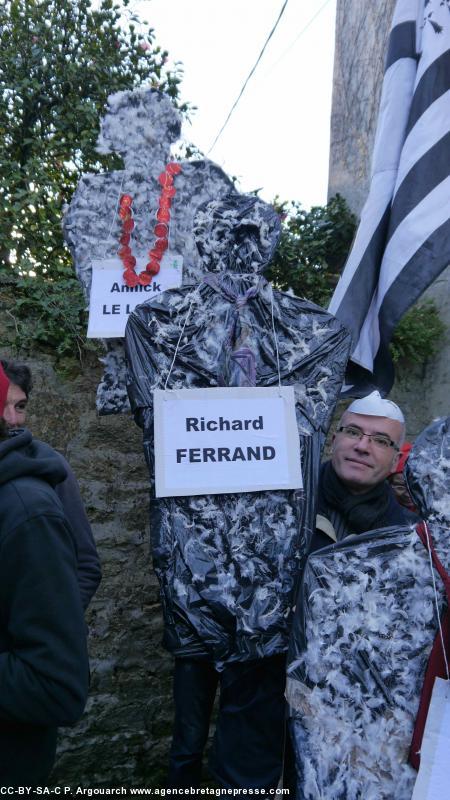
[
  {"left": 0, "top": 0, "right": 186, "bottom": 279},
  {"left": 1, "top": 270, "right": 94, "bottom": 361},
  {"left": 266, "top": 194, "right": 357, "bottom": 307},
  {"left": 390, "top": 300, "right": 446, "bottom": 364},
  {"left": 0, "top": 2, "right": 444, "bottom": 372}
]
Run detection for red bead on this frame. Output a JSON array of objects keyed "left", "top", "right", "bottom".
[
  {"left": 162, "top": 186, "right": 176, "bottom": 199},
  {"left": 122, "top": 255, "right": 137, "bottom": 269},
  {"left": 119, "top": 233, "right": 131, "bottom": 245},
  {"left": 153, "top": 238, "right": 168, "bottom": 253},
  {"left": 156, "top": 208, "right": 170, "bottom": 222},
  {"left": 119, "top": 207, "right": 129, "bottom": 220},
  {"left": 154, "top": 223, "right": 168, "bottom": 237},
  {"left": 146, "top": 260, "right": 161, "bottom": 275},
  {"left": 118, "top": 245, "right": 131, "bottom": 257},
  {"left": 158, "top": 198, "right": 172, "bottom": 211},
  {"left": 123, "top": 218, "right": 135, "bottom": 233},
  {"left": 158, "top": 171, "right": 173, "bottom": 187},
  {"left": 138, "top": 271, "right": 152, "bottom": 286},
  {"left": 120, "top": 194, "right": 133, "bottom": 207},
  {"left": 123, "top": 270, "right": 139, "bottom": 287},
  {"left": 166, "top": 162, "right": 181, "bottom": 175}
]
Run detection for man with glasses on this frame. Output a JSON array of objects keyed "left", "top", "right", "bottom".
[{"left": 312, "top": 391, "right": 418, "bottom": 551}]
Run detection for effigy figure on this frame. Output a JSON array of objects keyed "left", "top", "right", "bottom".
[
  {"left": 125, "top": 194, "right": 351, "bottom": 789},
  {"left": 63, "top": 88, "right": 234, "bottom": 414},
  {"left": 287, "top": 416, "right": 450, "bottom": 800}
]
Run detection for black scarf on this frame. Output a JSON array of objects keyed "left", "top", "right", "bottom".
[{"left": 319, "top": 461, "right": 392, "bottom": 535}]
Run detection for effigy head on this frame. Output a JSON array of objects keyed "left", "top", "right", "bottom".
[
  {"left": 193, "top": 194, "right": 281, "bottom": 274},
  {"left": 405, "top": 416, "right": 450, "bottom": 523},
  {"left": 96, "top": 87, "right": 181, "bottom": 157}
]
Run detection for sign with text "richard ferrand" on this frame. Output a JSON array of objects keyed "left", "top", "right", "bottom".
[
  {"left": 153, "top": 386, "right": 303, "bottom": 498},
  {"left": 87, "top": 255, "right": 183, "bottom": 338}
]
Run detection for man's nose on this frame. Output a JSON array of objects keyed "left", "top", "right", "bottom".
[
  {"left": 3, "top": 406, "right": 19, "bottom": 426},
  {"left": 354, "top": 434, "right": 371, "bottom": 451}
]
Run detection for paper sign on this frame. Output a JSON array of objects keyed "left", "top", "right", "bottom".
[
  {"left": 87, "top": 254, "right": 183, "bottom": 338},
  {"left": 412, "top": 677, "right": 450, "bottom": 800},
  {"left": 153, "top": 386, "right": 303, "bottom": 498}
]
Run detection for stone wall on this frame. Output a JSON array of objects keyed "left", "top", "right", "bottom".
[
  {"left": 1, "top": 352, "right": 176, "bottom": 788},
  {"left": 329, "top": 0, "right": 450, "bottom": 432},
  {"left": 328, "top": 0, "right": 396, "bottom": 213},
  {"left": 391, "top": 264, "right": 450, "bottom": 438}
]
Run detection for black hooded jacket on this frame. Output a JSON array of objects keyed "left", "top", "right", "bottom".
[
  {"left": 9, "top": 428, "right": 102, "bottom": 610},
  {"left": 0, "top": 429, "right": 89, "bottom": 786}
]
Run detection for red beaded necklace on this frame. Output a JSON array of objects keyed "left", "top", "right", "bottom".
[{"left": 118, "top": 162, "right": 182, "bottom": 287}]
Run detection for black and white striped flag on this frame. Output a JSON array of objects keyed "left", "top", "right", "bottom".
[{"left": 329, "top": 0, "right": 450, "bottom": 396}]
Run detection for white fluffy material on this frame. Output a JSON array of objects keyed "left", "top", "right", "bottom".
[{"left": 288, "top": 521, "right": 449, "bottom": 798}]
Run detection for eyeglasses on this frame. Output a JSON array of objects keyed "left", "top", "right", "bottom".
[{"left": 337, "top": 425, "right": 400, "bottom": 451}]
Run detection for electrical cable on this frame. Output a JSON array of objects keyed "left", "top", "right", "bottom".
[
  {"left": 264, "top": 0, "right": 332, "bottom": 76},
  {"left": 207, "top": 0, "right": 289, "bottom": 154}
]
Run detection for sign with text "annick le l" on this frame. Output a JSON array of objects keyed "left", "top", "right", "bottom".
[
  {"left": 87, "top": 255, "right": 182, "bottom": 338},
  {"left": 153, "top": 386, "right": 302, "bottom": 498}
]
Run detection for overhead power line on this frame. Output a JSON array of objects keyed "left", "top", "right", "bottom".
[
  {"left": 207, "top": 0, "right": 289, "bottom": 155},
  {"left": 265, "top": 0, "right": 332, "bottom": 75}
]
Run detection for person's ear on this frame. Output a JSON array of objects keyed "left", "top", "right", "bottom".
[{"left": 391, "top": 450, "right": 401, "bottom": 471}]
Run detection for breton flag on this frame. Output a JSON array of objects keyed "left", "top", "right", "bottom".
[{"left": 329, "top": 0, "right": 450, "bottom": 396}]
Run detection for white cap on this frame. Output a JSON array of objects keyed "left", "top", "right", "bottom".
[{"left": 347, "top": 391, "right": 405, "bottom": 424}]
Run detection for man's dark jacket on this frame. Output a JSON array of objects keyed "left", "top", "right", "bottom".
[
  {"left": 0, "top": 430, "right": 89, "bottom": 786},
  {"left": 311, "top": 461, "right": 418, "bottom": 551},
  {"left": 10, "top": 429, "right": 101, "bottom": 610}
]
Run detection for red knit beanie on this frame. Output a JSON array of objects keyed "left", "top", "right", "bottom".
[{"left": 0, "top": 363, "right": 10, "bottom": 417}]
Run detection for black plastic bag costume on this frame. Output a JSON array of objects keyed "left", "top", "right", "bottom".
[
  {"left": 287, "top": 416, "right": 450, "bottom": 800},
  {"left": 125, "top": 194, "right": 351, "bottom": 665}
]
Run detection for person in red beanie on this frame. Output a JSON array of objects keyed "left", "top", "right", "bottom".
[
  {"left": 1, "top": 358, "right": 101, "bottom": 610},
  {"left": 0, "top": 361, "right": 89, "bottom": 786}
]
